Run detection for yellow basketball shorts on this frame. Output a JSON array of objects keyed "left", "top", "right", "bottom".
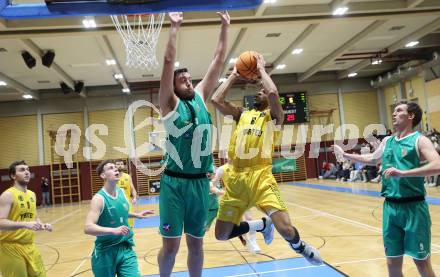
[
  {"left": 0, "top": 242, "right": 46, "bottom": 277},
  {"left": 128, "top": 200, "right": 134, "bottom": 228},
  {"left": 218, "top": 165, "right": 288, "bottom": 225}
]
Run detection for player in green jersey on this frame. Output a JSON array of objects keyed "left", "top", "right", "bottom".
[
  {"left": 157, "top": 11, "right": 230, "bottom": 277},
  {"left": 333, "top": 101, "right": 440, "bottom": 277},
  {"left": 84, "top": 160, "right": 154, "bottom": 277}
]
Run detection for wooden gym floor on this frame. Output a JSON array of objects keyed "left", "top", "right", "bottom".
[{"left": 12, "top": 179, "right": 440, "bottom": 276}]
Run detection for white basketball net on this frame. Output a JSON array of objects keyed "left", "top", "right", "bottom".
[{"left": 110, "top": 13, "right": 165, "bottom": 70}]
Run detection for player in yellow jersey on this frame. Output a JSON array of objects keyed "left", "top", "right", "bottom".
[
  {"left": 115, "top": 159, "right": 138, "bottom": 227},
  {"left": 211, "top": 54, "right": 322, "bottom": 265},
  {"left": 0, "top": 160, "right": 53, "bottom": 277}
]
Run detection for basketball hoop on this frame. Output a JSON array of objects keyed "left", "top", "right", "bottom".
[{"left": 110, "top": 13, "right": 165, "bottom": 70}]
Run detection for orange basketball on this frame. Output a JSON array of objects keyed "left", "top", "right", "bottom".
[{"left": 235, "top": 51, "right": 259, "bottom": 80}]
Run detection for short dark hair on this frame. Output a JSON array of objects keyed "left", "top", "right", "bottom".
[
  {"left": 9, "top": 160, "right": 27, "bottom": 179},
  {"left": 96, "top": 160, "right": 114, "bottom": 176},
  {"left": 114, "top": 159, "right": 124, "bottom": 164},
  {"left": 173, "top": 68, "right": 188, "bottom": 86},
  {"left": 397, "top": 101, "right": 422, "bottom": 128}
]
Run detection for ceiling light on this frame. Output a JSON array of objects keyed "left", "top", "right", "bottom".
[
  {"left": 22, "top": 94, "right": 33, "bottom": 99},
  {"left": 0, "top": 81, "right": 6, "bottom": 86},
  {"left": 333, "top": 7, "right": 349, "bottom": 16},
  {"left": 82, "top": 18, "right": 97, "bottom": 28},
  {"left": 229, "top": 58, "right": 238, "bottom": 64},
  {"left": 348, "top": 72, "right": 358, "bottom": 78},
  {"left": 106, "top": 59, "right": 116, "bottom": 65},
  {"left": 122, "top": 88, "right": 130, "bottom": 93},
  {"left": 114, "top": 73, "right": 124, "bottom": 80},
  {"left": 291, "top": 48, "right": 303, "bottom": 55},
  {"left": 264, "top": 0, "right": 276, "bottom": 3},
  {"left": 219, "top": 78, "right": 227, "bottom": 83},
  {"left": 372, "top": 59, "right": 382, "bottom": 65},
  {"left": 276, "top": 64, "right": 286, "bottom": 70},
  {"left": 174, "top": 61, "right": 180, "bottom": 68},
  {"left": 405, "top": 41, "right": 419, "bottom": 48}
]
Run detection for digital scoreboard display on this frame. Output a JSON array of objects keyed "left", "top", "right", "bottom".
[{"left": 243, "top": 92, "right": 309, "bottom": 124}]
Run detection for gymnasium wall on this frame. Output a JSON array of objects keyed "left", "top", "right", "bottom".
[
  {"left": 382, "top": 76, "right": 436, "bottom": 130},
  {"left": 43, "top": 112, "right": 85, "bottom": 164},
  {"left": 383, "top": 83, "right": 400, "bottom": 129},
  {"left": 0, "top": 162, "right": 93, "bottom": 205},
  {"left": 0, "top": 115, "right": 39, "bottom": 168},
  {"left": 342, "top": 91, "right": 379, "bottom": 135},
  {"left": 426, "top": 78, "right": 440, "bottom": 130}
]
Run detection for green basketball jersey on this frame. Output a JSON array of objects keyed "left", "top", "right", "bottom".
[
  {"left": 95, "top": 187, "right": 134, "bottom": 250},
  {"left": 381, "top": 132, "right": 425, "bottom": 198},
  {"left": 163, "top": 92, "right": 214, "bottom": 174}
]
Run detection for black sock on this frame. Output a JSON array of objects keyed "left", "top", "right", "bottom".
[
  {"left": 228, "top": 222, "right": 250, "bottom": 239},
  {"left": 287, "top": 226, "right": 301, "bottom": 247}
]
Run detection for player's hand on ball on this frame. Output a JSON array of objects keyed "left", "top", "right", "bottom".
[
  {"left": 255, "top": 53, "right": 266, "bottom": 73},
  {"left": 113, "top": 226, "right": 130, "bottom": 236}
]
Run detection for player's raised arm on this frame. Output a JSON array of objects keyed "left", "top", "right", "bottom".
[
  {"left": 159, "top": 12, "right": 182, "bottom": 117},
  {"left": 211, "top": 67, "right": 243, "bottom": 122},
  {"left": 255, "top": 54, "right": 284, "bottom": 125},
  {"left": 195, "top": 11, "right": 230, "bottom": 102}
]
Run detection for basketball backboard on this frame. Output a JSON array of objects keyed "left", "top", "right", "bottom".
[{"left": 0, "top": 0, "right": 262, "bottom": 19}]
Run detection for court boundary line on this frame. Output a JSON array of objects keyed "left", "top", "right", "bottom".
[
  {"left": 285, "top": 200, "right": 440, "bottom": 251},
  {"left": 69, "top": 249, "right": 92, "bottom": 277},
  {"left": 224, "top": 252, "right": 440, "bottom": 277},
  {"left": 49, "top": 209, "right": 82, "bottom": 225}
]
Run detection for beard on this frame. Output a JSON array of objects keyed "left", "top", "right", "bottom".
[
  {"left": 253, "top": 101, "right": 261, "bottom": 109},
  {"left": 17, "top": 179, "right": 29, "bottom": 187},
  {"left": 175, "top": 89, "right": 195, "bottom": 101}
]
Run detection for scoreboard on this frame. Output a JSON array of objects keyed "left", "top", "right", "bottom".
[{"left": 243, "top": 92, "right": 309, "bottom": 124}]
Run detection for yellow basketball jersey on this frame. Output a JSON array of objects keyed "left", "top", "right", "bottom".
[
  {"left": 117, "top": 172, "right": 132, "bottom": 200},
  {"left": 228, "top": 109, "right": 280, "bottom": 169},
  {"left": 0, "top": 187, "right": 37, "bottom": 244}
]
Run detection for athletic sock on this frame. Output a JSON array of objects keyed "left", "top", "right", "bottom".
[
  {"left": 250, "top": 218, "right": 266, "bottom": 232},
  {"left": 287, "top": 226, "right": 301, "bottom": 248},
  {"left": 228, "top": 222, "right": 250, "bottom": 239}
]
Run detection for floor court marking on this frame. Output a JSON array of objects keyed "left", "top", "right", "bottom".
[
  {"left": 225, "top": 251, "right": 440, "bottom": 277},
  {"left": 289, "top": 181, "right": 440, "bottom": 205},
  {"left": 48, "top": 209, "right": 82, "bottom": 225},
  {"left": 224, "top": 264, "right": 328, "bottom": 277},
  {"left": 286, "top": 200, "right": 440, "bottom": 251},
  {"left": 69, "top": 249, "right": 92, "bottom": 277}
]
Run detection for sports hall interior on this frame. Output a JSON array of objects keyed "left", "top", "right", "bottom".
[{"left": 1, "top": 0, "right": 440, "bottom": 276}]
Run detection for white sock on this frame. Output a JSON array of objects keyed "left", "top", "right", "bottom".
[{"left": 248, "top": 219, "right": 265, "bottom": 232}]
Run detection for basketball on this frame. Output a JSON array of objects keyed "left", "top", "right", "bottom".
[{"left": 236, "top": 51, "right": 259, "bottom": 80}]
